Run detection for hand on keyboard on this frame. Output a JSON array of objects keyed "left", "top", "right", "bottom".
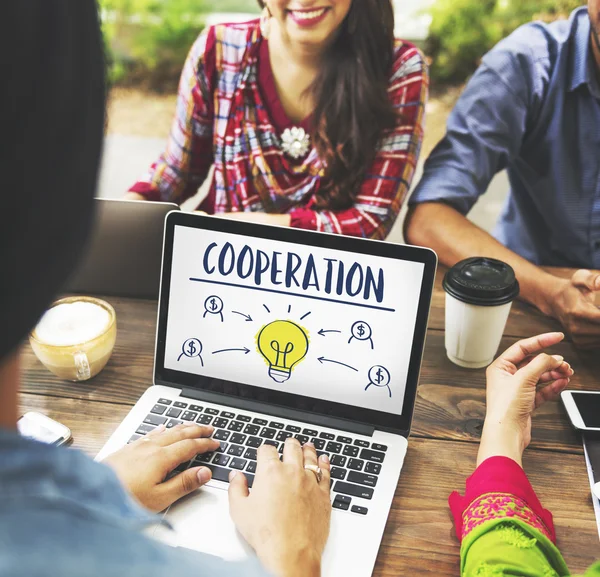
[
  {"left": 228, "top": 439, "right": 331, "bottom": 577},
  {"left": 103, "top": 423, "right": 219, "bottom": 512}
]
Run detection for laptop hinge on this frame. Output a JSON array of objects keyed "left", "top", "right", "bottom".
[{"left": 180, "top": 387, "right": 375, "bottom": 437}]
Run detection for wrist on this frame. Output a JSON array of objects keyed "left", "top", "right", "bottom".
[
  {"left": 259, "top": 546, "right": 321, "bottom": 577},
  {"left": 526, "top": 273, "right": 567, "bottom": 317},
  {"left": 282, "top": 557, "right": 320, "bottom": 577},
  {"left": 477, "top": 420, "right": 525, "bottom": 468}
]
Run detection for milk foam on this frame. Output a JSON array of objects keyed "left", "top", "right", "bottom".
[{"left": 35, "top": 302, "right": 111, "bottom": 346}]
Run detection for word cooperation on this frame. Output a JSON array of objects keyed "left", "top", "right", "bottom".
[{"left": 202, "top": 242, "right": 385, "bottom": 303}]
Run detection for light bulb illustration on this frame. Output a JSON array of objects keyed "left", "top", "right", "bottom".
[{"left": 256, "top": 320, "right": 309, "bottom": 383}]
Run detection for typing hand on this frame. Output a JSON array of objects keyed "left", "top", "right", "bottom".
[
  {"left": 548, "top": 270, "right": 600, "bottom": 349},
  {"left": 228, "top": 440, "right": 331, "bottom": 577},
  {"left": 478, "top": 332, "right": 573, "bottom": 467},
  {"left": 103, "top": 423, "right": 218, "bottom": 512}
]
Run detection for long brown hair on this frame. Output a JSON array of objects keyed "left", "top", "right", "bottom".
[{"left": 257, "top": 0, "right": 398, "bottom": 210}]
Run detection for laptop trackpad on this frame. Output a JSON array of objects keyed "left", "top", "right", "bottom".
[
  {"left": 150, "top": 483, "right": 382, "bottom": 577},
  {"left": 155, "top": 485, "right": 252, "bottom": 560}
]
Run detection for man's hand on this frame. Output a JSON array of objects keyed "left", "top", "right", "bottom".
[
  {"left": 478, "top": 332, "right": 573, "bottom": 467},
  {"left": 104, "top": 423, "right": 219, "bottom": 512},
  {"left": 546, "top": 270, "right": 600, "bottom": 349},
  {"left": 229, "top": 439, "right": 331, "bottom": 577}
]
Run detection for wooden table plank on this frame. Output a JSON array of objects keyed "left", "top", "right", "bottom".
[
  {"left": 17, "top": 391, "right": 599, "bottom": 576},
  {"left": 19, "top": 392, "right": 131, "bottom": 455}
]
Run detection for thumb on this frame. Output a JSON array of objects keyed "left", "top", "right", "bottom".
[
  {"left": 228, "top": 470, "right": 249, "bottom": 519},
  {"left": 571, "top": 269, "right": 600, "bottom": 292},
  {"left": 157, "top": 466, "right": 212, "bottom": 508},
  {"left": 515, "top": 353, "right": 564, "bottom": 385}
]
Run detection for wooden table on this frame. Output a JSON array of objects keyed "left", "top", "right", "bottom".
[{"left": 19, "top": 267, "right": 600, "bottom": 575}]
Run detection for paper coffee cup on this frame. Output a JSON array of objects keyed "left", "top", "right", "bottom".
[{"left": 443, "top": 257, "right": 519, "bottom": 369}]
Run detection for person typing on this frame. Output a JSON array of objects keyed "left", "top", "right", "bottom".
[{"left": 0, "top": 4, "right": 330, "bottom": 577}]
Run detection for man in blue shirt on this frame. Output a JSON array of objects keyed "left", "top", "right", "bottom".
[
  {"left": 406, "top": 2, "right": 600, "bottom": 349},
  {"left": 0, "top": 3, "right": 330, "bottom": 577}
]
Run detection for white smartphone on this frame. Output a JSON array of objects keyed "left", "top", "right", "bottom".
[
  {"left": 561, "top": 390, "right": 600, "bottom": 432},
  {"left": 17, "top": 411, "right": 72, "bottom": 446}
]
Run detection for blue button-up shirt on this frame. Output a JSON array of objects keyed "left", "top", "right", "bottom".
[
  {"left": 0, "top": 428, "right": 270, "bottom": 577},
  {"left": 410, "top": 7, "right": 600, "bottom": 267}
]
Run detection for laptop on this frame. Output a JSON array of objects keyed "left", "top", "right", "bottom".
[
  {"left": 96, "top": 212, "right": 437, "bottom": 576},
  {"left": 66, "top": 198, "right": 179, "bottom": 299}
]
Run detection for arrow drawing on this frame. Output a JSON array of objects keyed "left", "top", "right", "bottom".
[
  {"left": 232, "top": 311, "right": 253, "bottom": 322},
  {"left": 212, "top": 347, "right": 251, "bottom": 355},
  {"left": 317, "top": 357, "right": 358, "bottom": 372},
  {"left": 318, "top": 329, "right": 341, "bottom": 337}
]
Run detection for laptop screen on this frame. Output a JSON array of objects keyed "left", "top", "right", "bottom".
[{"left": 156, "top": 214, "right": 436, "bottom": 434}]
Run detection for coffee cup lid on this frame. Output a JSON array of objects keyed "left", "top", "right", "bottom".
[{"left": 443, "top": 257, "right": 520, "bottom": 306}]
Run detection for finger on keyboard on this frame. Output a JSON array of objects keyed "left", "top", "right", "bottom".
[
  {"left": 282, "top": 436, "right": 303, "bottom": 468},
  {"left": 145, "top": 424, "right": 166, "bottom": 437},
  {"left": 165, "top": 437, "right": 220, "bottom": 469},
  {"left": 256, "top": 443, "right": 280, "bottom": 474},
  {"left": 154, "top": 423, "right": 215, "bottom": 446}
]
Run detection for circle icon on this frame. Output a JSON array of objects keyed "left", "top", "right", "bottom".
[
  {"left": 182, "top": 338, "right": 202, "bottom": 357},
  {"left": 365, "top": 365, "right": 392, "bottom": 398},
  {"left": 348, "top": 321, "right": 374, "bottom": 349},
  {"left": 203, "top": 295, "right": 224, "bottom": 321},
  {"left": 351, "top": 321, "right": 372, "bottom": 341},
  {"left": 204, "top": 295, "right": 223, "bottom": 314},
  {"left": 178, "top": 338, "right": 204, "bottom": 366}
]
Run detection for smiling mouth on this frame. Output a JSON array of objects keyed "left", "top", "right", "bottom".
[{"left": 287, "top": 7, "right": 330, "bottom": 22}]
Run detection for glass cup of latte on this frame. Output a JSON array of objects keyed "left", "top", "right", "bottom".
[{"left": 30, "top": 297, "right": 117, "bottom": 381}]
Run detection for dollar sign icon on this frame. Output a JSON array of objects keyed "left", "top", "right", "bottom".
[
  {"left": 366, "top": 365, "right": 391, "bottom": 397},
  {"left": 179, "top": 338, "right": 203, "bottom": 363},
  {"left": 351, "top": 320, "right": 371, "bottom": 343},
  {"left": 204, "top": 295, "right": 223, "bottom": 318}
]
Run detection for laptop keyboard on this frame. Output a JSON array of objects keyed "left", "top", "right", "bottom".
[{"left": 128, "top": 397, "right": 389, "bottom": 515}]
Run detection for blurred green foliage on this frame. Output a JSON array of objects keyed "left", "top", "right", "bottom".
[
  {"left": 426, "top": 0, "right": 586, "bottom": 83},
  {"left": 100, "top": 0, "right": 585, "bottom": 89},
  {"left": 99, "top": 0, "right": 259, "bottom": 89}
]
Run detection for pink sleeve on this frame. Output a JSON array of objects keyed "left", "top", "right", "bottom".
[{"left": 449, "top": 456, "right": 556, "bottom": 544}]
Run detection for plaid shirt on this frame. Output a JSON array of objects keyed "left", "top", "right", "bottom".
[{"left": 130, "top": 20, "right": 428, "bottom": 239}]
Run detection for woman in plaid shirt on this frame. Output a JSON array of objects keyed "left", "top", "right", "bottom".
[{"left": 127, "top": 0, "right": 428, "bottom": 239}]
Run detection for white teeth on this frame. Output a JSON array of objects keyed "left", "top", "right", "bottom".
[{"left": 291, "top": 8, "right": 326, "bottom": 20}]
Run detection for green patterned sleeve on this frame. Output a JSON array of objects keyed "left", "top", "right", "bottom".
[{"left": 461, "top": 517, "right": 573, "bottom": 577}]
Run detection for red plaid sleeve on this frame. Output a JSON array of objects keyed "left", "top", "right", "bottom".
[
  {"left": 129, "top": 29, "right": 216, "bottom": 203},
  {"left": 290, "top": 43, "right": 428, "bottom": 239}
]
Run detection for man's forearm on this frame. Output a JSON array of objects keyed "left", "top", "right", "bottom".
[{"left": 404, "top": 202, "right": 564, "bottom": 315}]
